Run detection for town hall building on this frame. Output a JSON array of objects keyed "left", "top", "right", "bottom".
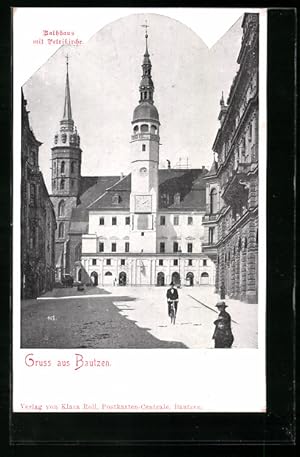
[{"left": 50, "top": 31, "right": 215, "bottom": 287}]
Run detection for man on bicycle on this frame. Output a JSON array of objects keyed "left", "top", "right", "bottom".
[{"left": 166, "top": 282, "right": 179, "bottom": 317}]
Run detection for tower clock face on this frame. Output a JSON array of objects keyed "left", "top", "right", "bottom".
[{"left": 135, "top": 195, "right": 152, "bottom": 213}]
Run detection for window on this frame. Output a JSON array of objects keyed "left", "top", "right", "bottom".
[
  {"left": 203, "top": 259, "right": 207, "bottom": 266},
  {"left": 99, "top": 242, "right": 104, "bottom": 252},
  {"left": 141, "top": 124, "right": 149, "bottom": 133},
  {"left": 112, "top": 243, "right": 117, "bottom": 252},
  {"left": 60, "top": 161, "right": 65, "bottom": 173},
  {"left": 71, "top": 180, "right": 74, "bottom": 188},
  {"left": 142, "top": 144, "right": 146, "bottom": 151},
  {"left": 174, "top": 193, "right": 181, "bottom": 206},
  {"left": 141, "top": 232, "right": 144, "bottom": 236},
  {"left": 112, "top": 194, "right": 121, "bottom": 205},
  {"left": 92, "top": 259, "right": 97, "bottom": 265},
  {"left": 125, "top": 242, "right": 130, "bottom": 253},
  {"left": 121, "top": 259, "right": 125, "bottom": 266},
  {"left": 30, "top": 183, "right": 36, "bottom": 206},
  {"left": 173, "top": 216, "right": 179, "bottom": 226},
  {"left": 125, "top": 216, "right": 130, "bottom": 225},
  {"left": 188, "top": 259, "right": 193, "bottom": 266},
  {"left": 160, "top": 216, "right": 166, "bottom": 226},
  {"left": 159, "top": 259, "right": 163, "bottom": 266},
  {"left": 58, "top": 222, "right": 64, "bottom": 238},
  {"left": 248, "top": 122, "right": 253, "bottom": 142},
  {"left": 99, "top": 217, "right": 104, "bottom": 225},
  {"left": 60, "top": 179, "right": 65, "bottom": 190},
  {"left": 58, "top": 200, "right": 65, "bottom": 217},
  {"left": 161, "top": 194, "right": 169, "bottom": 207},
  {"left": 133, "top": 125, "right": 139, "bottom": 134},
  {"left": 187, "top": 243, "right": 193, "bottom": 253},
  {"left": 71, "top": 161, "right": 75, "bottom": 173},
  {"left": 174, "top": 259, "right": 178, "bottom": 266},
  {"left": 209, "top": 227, "right": 215, "bottom": 244},
  {"left": 173, "top": 242, "right": 179, "bottom": 253},
  {"left": 112, "top": 217, "right": 117, "bottom": 225},
  {"left": 159, "top": 242, "right": 165, "bottom": 253},
  {"left": 210, "top": 188, "right": 218, "bottom": 214},
  {"left": 106, "top": 259, "right": 111, "bottom": 266},
  {"left": 188, "top": 216, "right": 193, "bottom": 225}
]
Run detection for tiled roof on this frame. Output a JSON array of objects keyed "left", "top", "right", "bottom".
[
  {"left": 69, "top": 168, "right": 208, "bottom": 232},
  {"left": 69, "top": 176, "right": 120, "bottom": 232},
  {"left": 87, "top": 168, "right": 208, "bottom": 212}
]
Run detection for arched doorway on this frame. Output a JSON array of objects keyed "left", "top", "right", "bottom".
[
  {"left": 90, "top": 271, "right": 98, "bottom": 286},
  {"left": 186, "top": 272, "right": 194, "bottom": 286},
  {"left": 157, "top": 271, "right": 165, "bottom": 286},
  {"left": 171, "top": 272, "right": 180, "bottom": 286},
  {"left": 78, "top": 268, "right": 82, "bottom": 282},
  {"left": 119, "top": 271, "right": 127, "bottom": 286},
  {"left": 200, "top": 272, "right": 209, "bottom": 285},
  {"left": 103, "top": 271, "right": 113, "bottom": 286}
]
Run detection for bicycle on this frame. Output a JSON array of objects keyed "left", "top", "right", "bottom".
[{"left": 168, "top": 300, "right": 177, "bottom": 325}]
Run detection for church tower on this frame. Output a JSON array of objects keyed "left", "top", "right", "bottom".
[
  {"left": 130, "top": 27, "right": 160, "bottom": 253},
  {"left": 50, "top": 58, "right": 82, "bottom": 278}
]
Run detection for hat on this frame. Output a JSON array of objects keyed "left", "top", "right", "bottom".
[{"left": 216, "top": 301, "right": 228, "bottom": 308}]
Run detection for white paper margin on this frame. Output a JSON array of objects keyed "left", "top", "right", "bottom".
[{"left": 13, "top": 7, "right": 267, "bottom": 413}]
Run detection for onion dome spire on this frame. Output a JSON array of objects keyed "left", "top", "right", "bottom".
[
  {"left": 139, "top": 21, "right": 154, "bottom": 104},
  {"left": 132, "top": 22, "right": 159, "bottom": 124}
]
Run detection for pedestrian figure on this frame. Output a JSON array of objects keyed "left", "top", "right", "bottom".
[
  {"left": 220, "top": 281, "right": 226, "bottom": 300},
  {"left": 166, "top": 282, "right": 179, "bottom": 318},
  {"left": 212, "top": 301, "right": 234, "bottom": 348}
]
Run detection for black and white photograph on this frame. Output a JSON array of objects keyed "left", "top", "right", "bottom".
[{"left": 13, "top": 7, "right": 266, "bottom": 413}]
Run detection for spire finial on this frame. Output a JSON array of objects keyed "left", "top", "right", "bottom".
[
  {"left": 141, "top": 20, "right": 149, "bottom": 54},
  {"left": 220, "top": 91, "right": 225, "bottom": 106},
  {"left": 62, "top": 54, "right": 73, "bottom": 122}
]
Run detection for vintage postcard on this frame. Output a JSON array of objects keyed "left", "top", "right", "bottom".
[{"left": 13, "top": 7, "right": 266, "bottom": 413}]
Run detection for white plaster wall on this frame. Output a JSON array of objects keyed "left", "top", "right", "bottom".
[{"left": 156, "top": 212, "right": 205, "bottom": 253}]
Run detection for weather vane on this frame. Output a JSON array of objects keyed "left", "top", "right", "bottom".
[{"left": 141, "top": 19, "right": 149, "bottom": 38}]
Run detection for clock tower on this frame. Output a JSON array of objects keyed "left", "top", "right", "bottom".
[{"left": 129, "top": 26, "right": 160, "bottom": 253}]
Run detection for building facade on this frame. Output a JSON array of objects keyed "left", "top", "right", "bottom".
[
  {"left": 21, "top": 91, "right": 56, "bottom": 298},
  {"left": 202, "top": 13, "right": 259, "bottom": 303},
  {"left": 49, "top": 32, "right": 215, "bottom": 287}
]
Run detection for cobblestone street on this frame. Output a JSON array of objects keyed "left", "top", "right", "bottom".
[{"left": 21, "top": 285, "right": 258, "bottom": 349}]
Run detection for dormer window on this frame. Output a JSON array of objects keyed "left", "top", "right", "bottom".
[
  {"left": 174, "top": 193, "right": 181, "bottom": 206},
  {"left": 161, "top": 193, "right": 169, "bottom": 207},
  {"left": 112, "top": 194, "right": 121, "bottom": 205}
]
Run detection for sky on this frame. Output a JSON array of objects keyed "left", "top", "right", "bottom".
[{"left": 22, "top": 12, "right": 245, "bottom": 193}]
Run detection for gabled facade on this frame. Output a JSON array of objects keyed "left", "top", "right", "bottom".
[{"left": 203, "top": 13, "right": 259, "bottom": 303}]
